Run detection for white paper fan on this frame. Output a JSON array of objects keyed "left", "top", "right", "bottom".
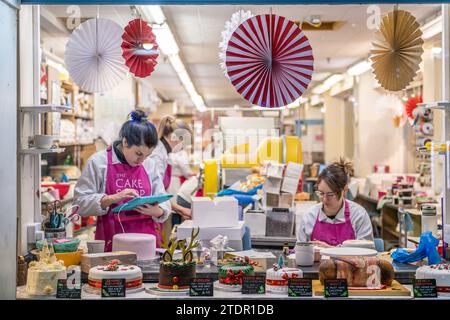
[
  {"left": 65, "top": 18, "right": 127, "bottom": 93},
  {"left": 218, "top": 10, "right": 254, "bottom": 77}
]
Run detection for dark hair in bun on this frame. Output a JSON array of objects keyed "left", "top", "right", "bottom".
[
  {"left": 119, "top": 110, "right": 158, "bottom": 148},
  {"left": 316, "top": 157, "right": 354, "bottom": 195}
]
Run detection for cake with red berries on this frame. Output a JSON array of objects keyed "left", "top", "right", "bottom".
[
  {"left": 218, "top": 257, "right": 256, "bottom": 288},
  {"left": 266, "top": 266, "right": 302, "bottom": 293},
  {"left": 87, "top": 259, "right": 143, "bottom": 290},
  {"left": 415, "top": 263, "right": 450, "bottom": 294}
]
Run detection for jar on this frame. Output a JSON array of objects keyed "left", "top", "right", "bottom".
[
  {"left": 295, "top": 242, "right": 314, "bottom": 266},
  {"left": 421, "top": 204, "right": 438, "bottom": 237}
]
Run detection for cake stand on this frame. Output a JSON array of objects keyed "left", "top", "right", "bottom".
[
  {"left": 213, "top": 280, "right": 242, "bottom": 292},
  {"left": 145, "top": 284, "right": 189, "bottom": 296},
  {"left": 82, "top": 284, "right": 145, "bottom": 295}
]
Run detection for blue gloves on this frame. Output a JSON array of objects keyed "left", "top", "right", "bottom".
[{"left": 391, "top": 231, "right": 441, "bottom": 265}]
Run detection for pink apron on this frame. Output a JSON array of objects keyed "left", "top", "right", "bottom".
[
  {"left": 95, "top": 147, "right": 162, "bottom": 251},
  {"left": 163, "top": 163, "right": 172, "bottom": 191},
  {"left": 310, "top": 200, "right": 356, "bottom": 246}
]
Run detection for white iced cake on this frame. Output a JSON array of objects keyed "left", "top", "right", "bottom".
[
  {"left": 26, "top": 260, "right": 66, "bottom": 296},
  {"left": 112, "top": 233, "right": 156, "bottom": 261},
  {"left": 416, "top": 263, "right": 450, "bottom": 294},
  {"left": 266, "top": 266, "right": 303, "bottom": 293},
  {"left": 88, "top": 259, "right": 143, "bottom": 290}
]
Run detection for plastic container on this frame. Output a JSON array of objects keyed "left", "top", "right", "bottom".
[
  {"left": 55, "top": 249, "right": 83, "bottom": 267},
  {"left": 37, "top": 238, "right": 80, "bottom": 253},
  {"left": 421, "top": 204, "right": 438, "bottom": 237},
  {"left": 295, "top": 242, "right": 314, "bottom": 266}
]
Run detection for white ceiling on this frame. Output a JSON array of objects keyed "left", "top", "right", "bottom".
[{"left": 40, "top": 4, "right": 440, "bottom": 110}]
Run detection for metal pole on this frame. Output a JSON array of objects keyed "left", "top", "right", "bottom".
[{"left": 442, "top": 4, "right": 450, "bottom": 258}]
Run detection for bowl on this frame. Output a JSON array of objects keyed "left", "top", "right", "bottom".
[
  {"left": 34, "top": 135, "right": 55, "bottom": 148},
  {"left": 37, "top": 238, "right": 81, "bottom": 253},
  {"left": 55, "top": 249, "right": 83, "bottom": 267}
]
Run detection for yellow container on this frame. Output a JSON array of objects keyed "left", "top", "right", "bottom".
[{"left": 55, "top": 249, "right": 83, "bottom": 267}]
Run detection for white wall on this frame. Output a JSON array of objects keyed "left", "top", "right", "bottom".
[
  {"left": 354, "top": 71, "right": 407, "bottom": 177},
  {"left": 324, "top": 95, "right": 345, "bottom": 163},
  {"left": 0, "top": 0, "right": 18, "bottom": 300}
]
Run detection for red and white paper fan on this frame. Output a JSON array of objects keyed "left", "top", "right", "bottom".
[
  {"left": 405, "top": 95, "right": 423, "bottom": 120},
  {"left": 226, "top": 14, "right": 314, "bottom": 108},
  {"left": 122, "top": 19, "right": 159, "bottom": 78},
  {"left": 65, "top": 18, "right": 127, "bottom": 93}
]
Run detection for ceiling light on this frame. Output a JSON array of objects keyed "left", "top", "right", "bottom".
[
  {"left": 138, "top": 5, "right": 165, "bottom": 25},
  {"left": 323, "top": 74, "right": 344, "bottom": 87},
  {"left": 152, "top": 25, "right": 179, "bottom": 55},
  {"left": 142, "top": 43, "right": 154, "bottom": 50},
  {"left": 312, "top": 84, "right": 330, "bottom": 95},
  {"left": 347, "top": 60, "right": 371, "bottom": 76},
  {"left": 421, "top": 15, "right": 441, "bottom": 40},
  {"left": 320, "top": 107, "right": 326, "bottom": 113}
]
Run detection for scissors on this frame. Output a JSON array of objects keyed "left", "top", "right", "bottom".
[
  {"left": 45, "top": 200, "right": 63, "bottom": 228},
  {"left": 63, "top": 205, "right": 80, "bottom": 223}
]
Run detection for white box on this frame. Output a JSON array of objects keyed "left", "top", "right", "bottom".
[
  {"left": 192, "top": 196, "right": 239, "bottom": 228},
  {"left": 281, "top": 162, "right": 303, "bottom": 194},
  {"left": 263, "top": 176, "right": 282, "bottom": 194},
  {"left": 266, "top": 163, "right": 285, "bottom": 179},
  {"left": 244, "top": 210, "right": 266, "bottom": 236},
  {"left": 176, "top": 220, "right": 246, "bottom": 241}
]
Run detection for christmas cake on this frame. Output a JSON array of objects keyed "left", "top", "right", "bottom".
[
  {"left": 218, "top": 257, "right": 256, "bottom": 287},
  {"left": 87, "top": 259, "right": 143, "bottom": 290},
  {"left": 158, "top": 261, "right": 196, "bottom": 290},
  {"left": 416, "top": 264, "right": 450, "bottom": 294},
  {"left": 26, "top": 240, "right": 67, "bottom": 296},
  {"left": 266, "top": 267, "right": 302, "bottom": 293}
]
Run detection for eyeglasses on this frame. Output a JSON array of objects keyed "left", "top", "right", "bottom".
[{"left": 315, "top": 190, "right": 338, "bottom": 199}]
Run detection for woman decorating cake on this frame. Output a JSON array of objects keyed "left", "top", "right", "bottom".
[
  {"left": 150, "top": 115, "right": 193, "bottom": 220},
  {"left": 74, "top": 111, "right": 170, "bottom": 251},
  {"left": 297, "top": 158, "right": 374, "bottom": 247}
]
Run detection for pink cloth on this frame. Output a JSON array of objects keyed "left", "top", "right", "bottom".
[
  {"left": 310, "top": 200, "right": 356, "bottom": 246},
  {"left": 163, "top": 163, "right": 172, "bottom": 190},
  {"left": 95, "top": 147, "right": 162, "bottom": 252}
]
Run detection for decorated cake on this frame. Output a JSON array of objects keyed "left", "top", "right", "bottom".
[
  {"left": 416, "top": 264, "right": 450, "bottom": 294},
  {"left": 26, "top": 240, "right": 67, "bottom": 296},
  {"left": 88, "top": 259, "right": 143, "bottom": 290},
  {"left": 218, "top": 257, "right": 256, "bottom": 287},
  {"left": 112, "top": 233, "right": 156, "bottom": 261},
  {"left": 266, "top": 256, "right": 302, "bottom": 293},
  {"left": 157, "top": 228, "right": 200, "bottom": 291}
]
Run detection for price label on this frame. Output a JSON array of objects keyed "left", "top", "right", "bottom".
[
  {"left": 413, "top": 279, "right": 438, "bottom": 298},
  {"left": 101, "top": 279, "right": 126, "bottom": 298},
  {"left": 288, "top": 278, "right": 312, "bottom": 297},
  {"left": 242, "top": 276, "right": 265, "bottom": 294},
  {"left": 324, "top": 279, "right": 348, "bottom": 298},
  {"left": 189, "top": 278, "right": 213, "bottom": 296}
]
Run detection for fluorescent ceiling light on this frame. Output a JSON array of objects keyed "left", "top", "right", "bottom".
[
  {"left": 432, "top": 46, "right": 442, "bottom": 55},
  {"left": 421, "top": 15, "right": 442, "bottom": 40},
  {"left": 312, "top": 84, "right": 330, "bottom": 95},
  {"left": 347, "top": 60, "right": 371, "bottom": 76},
  {"left": 138, "top": 5, "right": 165, "bottom": 25},
  {"left": 311, "top": 72, "right": 331, "bottom": 82},
  {"left": 152, "top": 25, "right": 179, "bottom": 55},
  {"left": 323, "top": 74, "right": 344, "bottom": 87}
]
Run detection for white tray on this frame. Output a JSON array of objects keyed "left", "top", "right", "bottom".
[
  {"left": 213, "top": 280, "right": 242, "bottom": 292},
  {"left": 82, "top": 284, "right": 145, "bottom": 295},
  {"left": 145, "top": 284, "right": 189, "bottom": 296},
  {"left": 320, "top": 247, "right": 377, "bottom": 257}
]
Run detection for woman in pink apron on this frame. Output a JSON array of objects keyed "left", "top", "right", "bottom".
[
  {"left": 150, "top": 115, "right": 193, "bottom": 221},
  {"left": 298, "top": 158, "right": 374, "bottom": 247},
  {"left": 74, "top": 111, "right": 170, "bottom": 252}
]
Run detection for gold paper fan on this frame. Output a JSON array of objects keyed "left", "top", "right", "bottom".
[{"left": 370, "top": 9, "right": 424, "bottom": 92}]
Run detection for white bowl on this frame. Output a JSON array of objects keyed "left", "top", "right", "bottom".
[{"left": 34, "top": 135, "right": 55, "bottom": 148}]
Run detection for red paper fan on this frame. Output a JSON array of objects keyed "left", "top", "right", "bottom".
[
  {"left": 226, "top": 14, "right": 314, "bottom": 108},
  {"left": 122, "top": 19, "right": 159, "bottom": 78},
  {"left": 405, "top": 95, "right": 423, "bottom": 120}
]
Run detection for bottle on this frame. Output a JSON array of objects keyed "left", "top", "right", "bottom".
[
  {"left": 282, "top": 242, "right": 290, "bottom": 257},
  {"left": 421, "top": 204, "right": 438, "bottom": 237},
  {"left": 64, "top": 154, "right": 73, "bottom": 166}
]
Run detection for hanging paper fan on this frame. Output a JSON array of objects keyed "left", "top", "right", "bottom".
[
  {"left": 370, "top": 9, "right": 424, "bottom": 92},
  {"left": 405, "top": 95, "right": 423, "bottom": 120},
  {"left": 65, "top": 18, "right": 127, "bottom": 93},
  {"left": 226, "top": 14, "right": 314, "bottom": 108},
  {"left": 219, "top": 10, "right": 254, "bottom": 77},
  {"left": 122, "top": 19, "right": 159, "bottom": 78}
]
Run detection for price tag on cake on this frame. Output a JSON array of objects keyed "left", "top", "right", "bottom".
[
  {"left": 242, "top": 276, "right": 266, "bottom": 294},
  {"left": 413, "top": 279, "right": 438, "bottom": 298},
  {"left": 288, "top": 278, "right": 312, "bottom": 297},
  {"left": 101, "top": 279, "right": 126, "bottom": 298},
  {"left": 324, "top": 279, "right": 348, "bottom": 298},
  {"left": 56, "top": 279, "right": 81, "bottom": 299},
  {"left": 189, "top": 278, "right": 213, "bottom": 296}
]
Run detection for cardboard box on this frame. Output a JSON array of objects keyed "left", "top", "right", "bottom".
[
  {"left": 266, "top": 163, "right": 285, "bottom": 179},
  {"left": 281, "top": 162, "right": 304, "bottom": 194},
  {"left": 177, "top": 220, "right": 246, "bottom": 241},
  {"left": 244, "top": 210, "right": 266, "bottom": 236},
  {"left": 192, "top": 196, "right": 239, "bottom": 228},
  {"left": 279, "top": 193, "right": 294, "bottom": 208},
  {"left": 80, "top": 251, "right": 137, "bottom": 273}
]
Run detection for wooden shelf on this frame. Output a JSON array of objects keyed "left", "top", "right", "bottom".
[
  {"left": 75, "top": 115, "right": 93, "bottom": 121},
  {"left": 21, "top": 147, "right": 65, "bottom": 155},
  {"left": 20, "top": 105, "right": 72, "bottom": 113},
  {"left": 417, "top": 101, "right": 450, "bottom": 110}
]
